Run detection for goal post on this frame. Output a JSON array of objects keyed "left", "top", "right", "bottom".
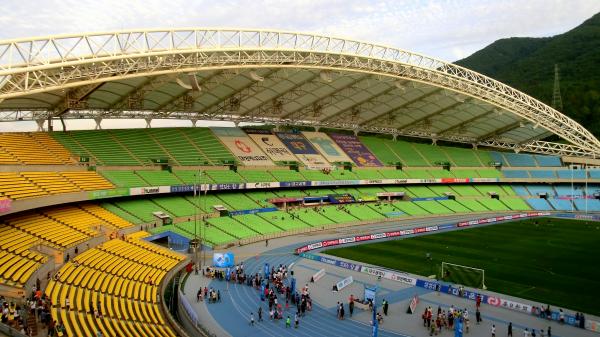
[{"left": 441, "top": 262, "right": 487, "bottom": 290}]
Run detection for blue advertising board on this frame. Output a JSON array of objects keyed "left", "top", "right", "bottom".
[
  {"left": 276, "top": 132, "right": 319, "bottom": 155},
  {"left": 212, "top": 252, "right": 235, "bottom": 267}
]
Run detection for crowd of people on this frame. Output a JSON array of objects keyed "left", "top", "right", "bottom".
[{"left": 421, "top": 305, "right": 471, "bottom": 336}]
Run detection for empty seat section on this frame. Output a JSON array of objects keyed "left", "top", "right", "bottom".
[
  {"left": 101, "top": 171, "right": 149, "bottom": 187},
  {"left": 478, "top": 199, "right": 511, "bottom": 211},
  {"left": 111, "top": 129, "right": 169, "bottom": 164},
  {"left": 528, "top": 170, "right": 556, "bottom": 179},
  {"left": 500, "top": 198, "right": 530, "bottom": 211},
  {"left": 451, "top": 169, "right": 479, "bottom": 178},
  {"left": 553, "top": 185, "right": 585, "bottom": 196},
  {"left": 456, "top": 199, "right": 489, "bottom": 212},
  {"left": 411, "top": 143, "right": 451, "bottom": 166},
  {"left": 0, "top": 133, "right": 71, "bottom": 164},
  {"left": 406, "top": 186, "right": 437, "bottom": 198},
  {"left": 511, "top": 185, "right": 530, "bottom": 196},
  {"left": 525, "top": 185, "right": 556, "bottom": 196},
  {"left": 556, "top": 170, "right": 587, "bottom": 179},
  {"left": 0, "top": 148, "right": 19, "bottom": 164},
  {"left": 329, "top": 169, "right": 358, "bottom": 180},
  {"left": 368, "top": 203, "right": 406, "bottom": 217},
  {"left": 476, "top": 168, "right": 502, "bottom": 178},
  {"left": 475, "top": 185, "right": 508, "bottom": 196},
  {"left": 172, "top": 170, "right": 213, "bottom": 184},
  {"left": 135, "top": 171, "right": 182, "bottom": 185},
  {"left": 489, "top": 152, "right": 507, "bottom": 166},
  {"left": 503, "top": 153, "right": 537, "bottom": 167},
  {"left": 414, "top": 200, "right": 453, "bottom": 214},
  {"left": 437, "top": 199, "right": 471, "bottom": 213},
  {"left": 206, "top": 217, "right": 259, "bottom": 239},
  {"left": 43, "top": 206, "right": 103, "bottom": 236},
  {"left": 80, "top": 204, "right": 134, "bottom": 229},
  {"left": 169, "top": 221, "right": 235, "bottom": 246},
  {"left": 217, "top": 193, "right": 260, "bottom": 210},
  {"left": 574, "top": 199, "right": 600, "bottom": 212},
  {"left": 353, "top": 169, "right": 384, "bottom": 180},
  {"left": 244, "top": 191, "right": 278, "bottom": 208},
  {"left": 148, "top": 128, "right": 206, "bottom": 165},
  {"left": 427, "top": 169, "right": 453, "bottom": 178},
  {"left": 205, "top": 170, "right": 243, "bottom": 183},
  {"left": 289, "top": 209, "right": 334, "bottom": 226},
  {"left": 233, "top": 214, "right": 283, "bottom": 234},
  {"left": 534, "top": 155, "right": 562, "bottom": 167},
  {"left": 259, "top": 211, "right": 311, "bottom": 230},
  {"left": 428, "top": 185, "right": 455, "bottom": 196},
  {"left": 391, "top": 202, "right": 430, "bottom": 216},
  {"left": 343, "top": 204, "right": 386, "bottom": 221},
  {"left": 359, "top": 136, "right": 402, "bottom": 165},
  {"left": 62, "top": 130, "right": 140, "bottom": 165},
  {"left": 526, "top": 198, "right": 553, "bottom": 211},
  {"left": 4, "top": 213, "right": 89, "bottom": 248},
  {"left": 502, "top": 170, "right": 530, "bottom": 178},
  {"left": 548, "top": 199, "right": 574, "bottom": 211},
  {"left": 180, "top": 128, "right": 235, "bottom": 164},
  {"left": 450, "top": 185, "right": 481, "bottom": 196},
  {"left": 0, "top": 173, "right": 47, "bottom": 199},
  {"left": 300, "top": 170, "right": 334, "bottom": 181},
  {"left": 386, "top": 141, "right": 429, "bottom": 166},
  {"left": 184, "top": 194, "right": 231, "bottom": 212},
  {"left": 317, "top": 206, "right": 359, "bottom": 223},
  {"left": 589, "top": 170, "right": 600, "bottom": 179},
  {"left": 268, "top": 169, "right": 307, "bottom": 182},
  {"left": 441, "top": 147, "right": 483, "bottom": 166},
  {"left": 21, "top": 172, "right": 81, "bottom": 194},
  {"left": 101, "top": 203, "right": 144, "bottom": 224},
  {"left": 377, "top": 169, "right": 408, "bottom": 179},
  {"left": 404, "top": 169, "right": 432, "bottom": 179},
  {"left": 151, "top": 196, "right": 195, "bottom": 217},
  {"left": 61, "top": 171, "right": 115, "bottom": 190},
  {"left": 238, "top": 170, "right": 275, "bottom": 182},
  {"left": 113, "top": 199, "right": 163, "bottom": 223}
]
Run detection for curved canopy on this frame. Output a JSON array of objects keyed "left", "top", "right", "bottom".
[{"left": 0, "top": 28, "right": 598, "bottom": 157}]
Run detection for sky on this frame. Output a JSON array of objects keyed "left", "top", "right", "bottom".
[{"left": 0, "top": 0, "right": 598, "bottom": 131}]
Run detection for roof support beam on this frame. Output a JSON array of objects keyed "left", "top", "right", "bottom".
[
  {"left": 155, "top": 70, "right": 223, "bottom": 111},
  {"left": 436, "top": 107, "right": 495, "bottom": 135},
  {"left": 51, "top": 83, "right": 104, "bottom": 117},
  {"left": 397, "top": 98, "right": 468, "bottom": 131},
  {"left": 319, "top": 84, "right": 398, "bottom": 123},
  {"left": 476, "top": 121, "right": 523, "bottom": 142},
  {"left": 359, "top": 88, "right": 442, "bottom": 127}
]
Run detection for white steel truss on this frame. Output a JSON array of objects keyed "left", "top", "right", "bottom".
[{"left": 0, "top": 29, "right": 599, "bottom": 156}]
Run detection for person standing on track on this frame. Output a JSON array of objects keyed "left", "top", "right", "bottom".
[
  {"left": 258, "top": 307, "right": 263, "bottom": 322},
  {"left": 250, "top": 312, "right": 254, "bottom": 326},
  {"left": 383, "top": 299, "right": 389, "bottom": 316},
  {"left": 491, "top": 324, "right": 496, "bottom": 337},
  {"left": 508, "top": 322, "right": 513, "bottom": 336}
]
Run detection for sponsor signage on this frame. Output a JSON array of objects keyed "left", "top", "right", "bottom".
[
  {"left": 129, "top": 186, "right": 171, "bottom": 196},
  {"left": 213, "top": 252, "right": 235, "bottom": 268},
  {"left": 229, "top": 207, "right": 278, "bottom": 216},
  {"left": 269, "top": 197, "right": 303, "bottom": 203},
  {"left": 246, "top": 182, "right": 280, "bottom": 189},
  {"left": 329, "top": 133, "right": 382, "bottom": 167},
  {"left": 212, "top": 183, "right": 245, "bottom": 191},
  {"left": 336, "top": 276, "right": 353, "bottom": 291},
  {"left": 302, "top": 131, "right": 352, "bottom": 163},
  {"left": 376, "top": 192, "right": 405, "bottom": 197},
  {"left": 0, "top": 198, "right": 11, "bottom": 213},
  {"left": 276, "top": 132, "right": 330, "bottom": 168},
  {"left": 88, "top": 187, "right": 130, "bottom": 200},
  {"left": 280, "top": 181, "right": 312, "bottom": 188},
  {"left": 312, "top": 269, "right": 326, "bottom": 282},
  {"left": 247, "top": 132, "right": 298, "bottom": 162},
  {"left": 313, "top": 179, "right": 361, "bottom": 186},
  {"left": 212, "top": 127, "right": 273, "bottom": 166}
]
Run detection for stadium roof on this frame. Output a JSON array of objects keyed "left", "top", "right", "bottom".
[{"left": 0, "top": 28, "right": 598, "bottom": 158}]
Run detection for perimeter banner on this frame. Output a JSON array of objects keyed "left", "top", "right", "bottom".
[
  {"left": 328, "top": 133, "right": 382, "bottom": 167},
  {"left": 302, "top": 131, "right": 352, "bottom": 163},
  {"left": 276, "top": 132, "right": 330, "bottom": 168},
  {"left": 246, "top": 132, "right": 298, "bottom": 162},
  {"left": 211, "top": 127, "right": 273, "bottom": 166}
]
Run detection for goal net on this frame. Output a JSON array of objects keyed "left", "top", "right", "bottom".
[{"left": 440, "top": 262, "right": 486, "bottom": 289}]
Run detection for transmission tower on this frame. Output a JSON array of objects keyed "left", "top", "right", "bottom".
[{"left": 552, "top": 64, "right": 563, "bottom": 111}]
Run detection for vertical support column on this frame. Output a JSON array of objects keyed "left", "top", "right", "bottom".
[
  {"left": 190, "top": 119, "right": 198, "bottom": 127},
  {"left": 94, "top": 117, "right": 103, "bottom": 130},
  {"left": 47, "top": 115, "right": 53, "bottom": 132},
  {"left": 145, "top": 118, "right": 152, "bottom": 128},
  {"left": 36, "top": 119, "right": 45, "bottom": 132}
]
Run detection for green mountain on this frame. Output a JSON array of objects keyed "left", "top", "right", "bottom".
[{"left": 455, "top": 13, "right": 600, "bottom": 137}]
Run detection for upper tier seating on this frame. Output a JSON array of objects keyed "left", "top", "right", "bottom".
[
  {"left": 0, "top": 133, "right": 74, "bottom": 165},
  {"left": 21, "top": 172, "right": 80, "bottom": 194},
  {"left": 534, "top": 155, "right": 561, "bottom": 167},
  {"left": 411, "top": 143, "right": 451, "bottom": 166},
  {"left": 79, "top": 204, "right": 134, "bottom": 229},
  {"left": 0, "top": 172, "right": 48, "bottom": 199},
  {"left": 100, "top": 171, "right": 149, "bottom": 187},
  {"left": 386, "top": 141, "right": 430, "bottom": 166},
  {"left": 151, "top": 196, "right": 196, "bottom": 217},
  {"left": 329, "top": 169, "right": 358, "bottom": 180},
  {"left": 526, "top": 198, "right": 553, "bottom": 211},
  {"left": 4, "top": 213, "right": 89, "bottom": 248},
  {"left": 147, "top": 128, "right": 204, "bottom": 165},
  {"left": 477, "top": 168, "right": 503, "bottom": 178},
  {"left": 503, "top": 170, "right": 530, "bottom": 178},
  {"left": 217, "top": 193, "right": 260, "bottom": 210},
  {"left": 269, "top": 169, "right": 307, "bottom": 182},
  {"left": 557, "top": 169, "right": 587, "bottom": 179},
  {"left": 54, "top": 130, "right": 141, "bottom": 166},
  {"left": 61, "top": 171, "right": 115, "bottom": 191},
  {"left": 441, "top": 147, "right": 484, "bottom": 167},
  {"left": 238, "top": 170, "right": 275, "bottom": 182},
  {"left": 451, "top": 169, "right": 479, "bottom": 178},
  {"left": 178, "top": 128, "right": 235, "bottom": 164},
  {"left": 589, "top": 170, "right": 600, "bottom": 179},
  {"left": 205, "top": 170, "right": 244, "bottom": 184},
  {"left": 503, "top": 153, "right": 537, "bottom": 167},
  {"left": 528, "top": 170, "right": 556, "bottom": 179},
  {"left": 377, "top": 169, "right": 408, "bottom": 179},
  {"left": 353, "top": 169, "right": 385, "bottom": 180},
  {"left": 172, "top": 170, "right": 213, "bottom": 184},
  {"left": 135, "top": 170, "right": 182, "bottom": 186},
  {"left": 358, "top": 137, "right": 402, "bottom": 165}
]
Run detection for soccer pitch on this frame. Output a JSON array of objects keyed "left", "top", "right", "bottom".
[{"left": 324, "top": 217, "right": 600, "bottom": 316}]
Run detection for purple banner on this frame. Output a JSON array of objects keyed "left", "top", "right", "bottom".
[
  {"left": 276, "top": 132, "right": 319, "bottom": 155},
  {"left": 329, "top": 133, "right": 382, "bottom": 167}
]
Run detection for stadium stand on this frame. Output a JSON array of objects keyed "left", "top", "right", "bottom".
[
  {"left": 574, "top": 198, "right": 600, "bottom": 211},
  {"left": 147, "top": 128, "right": 204, "bottom": 165},
  {"left": 233, "top": 214, "right": 283, "bottom": 234},
  {"left": 170, "top": 221, "right": 235, "bottom": 246},
  {"left": 534, "top": 155, "right": 562, "bottom": 167},
  {"left": 259, "top": 211, "right": 312, "bottom": 231},
  {"left": 475, "top": 185, "right": 509, "bottom": 196},
  {"left": 299, "top": 170, "right": 335, "bottom": 181},
  {"left": 411, "top": 143, "right": 451, "bottom": 166},
  {"left": 205, "top": 170, "right": 244, "bottom": 184},
  {"left": 244, "top": 191, "right": 278, "bottom": 208},
  {"left": 500, "top": 198, "right": 530, "bottom": 211},
  {"left": 478, "top": 198, "right": 511, "bottom": 211},
  {"left": 329, "top": 169, "right": 358, "bottom": 180},
  {"left": 386, "top": 141, "right": 430, "bottom": 166},
  {"left": 503, "top": 152, "right": 537, "bottom": 167},
  {"left": 21, "top": 172, "right": 81, "bottom": 194},
  {"left": 377, "top": 169, "right": 409, "bottom": 179},
  {"left": 46, "top": 236, "right": 184, "bottom": 337},
  {"left": 456, "top": 199, "right": 489, "bottom": 212},
  {"left": 178, "top": 128, "right": 235, "bottom": 165},
  {"left": 61, "top": 171, "right": 115, "bottom": 191},
  {"left": 526, "top": 198, "right": 553, "bottom": 211},
  {"left": 54, "top": 131, "right": 142, "bottom": 166},
  {"left": 135, "top": 170, "right": 182, "bottom": 186},
  {"left": 557, "top": 169, "right": 587, "bottom": 179},
  {"left": 343, "top": 204, "right": 386, "bottom": 221},
  {"left": 358, "top": 137, "right": 401, "bottom": 165},
  {"left": 184, "top": 194, "right": 231, "bottom": 212},
  {"left": 525, "top": 185, "right": 556, "bottom": 196},
  {"left": 100, "top": 203, "right": 143, "bottom": 224},
  {"left": 112, "top": 199, "right": 162, "bottom": 223},
  {"left": 450, "top": 185, "right": 482, "bottom": 196},
  {"left": 3, "top": 213, "right": 89, "bottom": 248},
  {"left": 237, "top": 169, "right": 275, "bottom": 182},
  {"left": 207, "top": 217, "right": 259, "bottom": 240},
  {"left": 406, "top": 186, "right": 437, "bottom": 198},
  {"left": 441, "top": 147, "right": 484, "bottom": 167},
  {"left": 0, "top": 133, "right": 74, "bottom": 165},
  {"left": 0, "top": 172, "right": 48, "bottom": 200},
  {"left": 589, "top": 170, "right": 600, "bottom": 179},
  {"left": 317, "top": 206, "right": 359, "bottom": 223},
  {"left": 414, "top": 200, "right": 453, "bottom": 214},
  {"left": 42, "top": 206, "right": 103, "bottom": 236},
  {"left": 477, "top": 168, "right": 502, "bottom": 178},
  {"left": 489, "top": 152, "right": 507, "bottom": 166},
  {"left": 172, "top": 170, "right": 212, "bottom": 184},
  {"left": 79, "top": 204, "right": 134, "bottom": 229},
  {"left": 427, "top": 169, "right": 454, "bottom": 178},
  {"left": 217, "top": 193, "right": 260, "bottom": 210},
  {"left": 0, "top": 226, "right": 48, "bottom": 287},
  {"left": 548, "top": 198, "right": 574, "bottom": 211},
  {"left": 528, "top": 170, "right": 557, "bottom": 179},
  {"left": 268, "top": 169, "right": 307, "bottom": 182},
  {"left": 502, "top": 170, "right": 530, "bottom": 178},
  {"left": 391, "top": 201, "right": 429, "bottom": 216},
  {"left": 353, "top": 169, "right": 384, "bottom": 180},
  {"left": 151, "top": 196, "right": 196, "bottom": 217},
  {"left": 101, "top": 171, "right": 149, "bottom": 188},
  {"left": 450, "top": 169, "right": 479, "bottom": 178},
  {"left": 404, "top": 169, "right": 432, "bottom": 179},
  {"left": 110, "top": 129, "right": 169, "bottom": 164},
  {"left": 290, "top": 209, "right": 334, "bottom": 226},
  {"left": 368, "top": 203, "right": 406, "bottom": 217},
  {"left": 437, "top": 199, "right": 472, "bottom": 213}
]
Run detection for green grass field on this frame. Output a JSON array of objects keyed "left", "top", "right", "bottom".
[{"left": 324, "top": 217, "right": 600, "bottom": 316}]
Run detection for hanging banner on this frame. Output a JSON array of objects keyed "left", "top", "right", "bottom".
[
  {"left": 211, "top": 127, "right": 273, "bottom": 166},
  {"left": 0, "top": 198, "right": 12, "bottom": 213},
  {"left": 302, "top": 131, "right": 352, "bottom": 163},
  {"left": 213, "top": 253, "right": 235, "bottom": 268},
  {"left": 329, "top": 133, "right": 382, "bottom": 167},
  {"left": 276, "top": 132, "right": 330, "bottom": 168},
  {"left": 247, "top": 132, "right": 298, "bottom": 162}
]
